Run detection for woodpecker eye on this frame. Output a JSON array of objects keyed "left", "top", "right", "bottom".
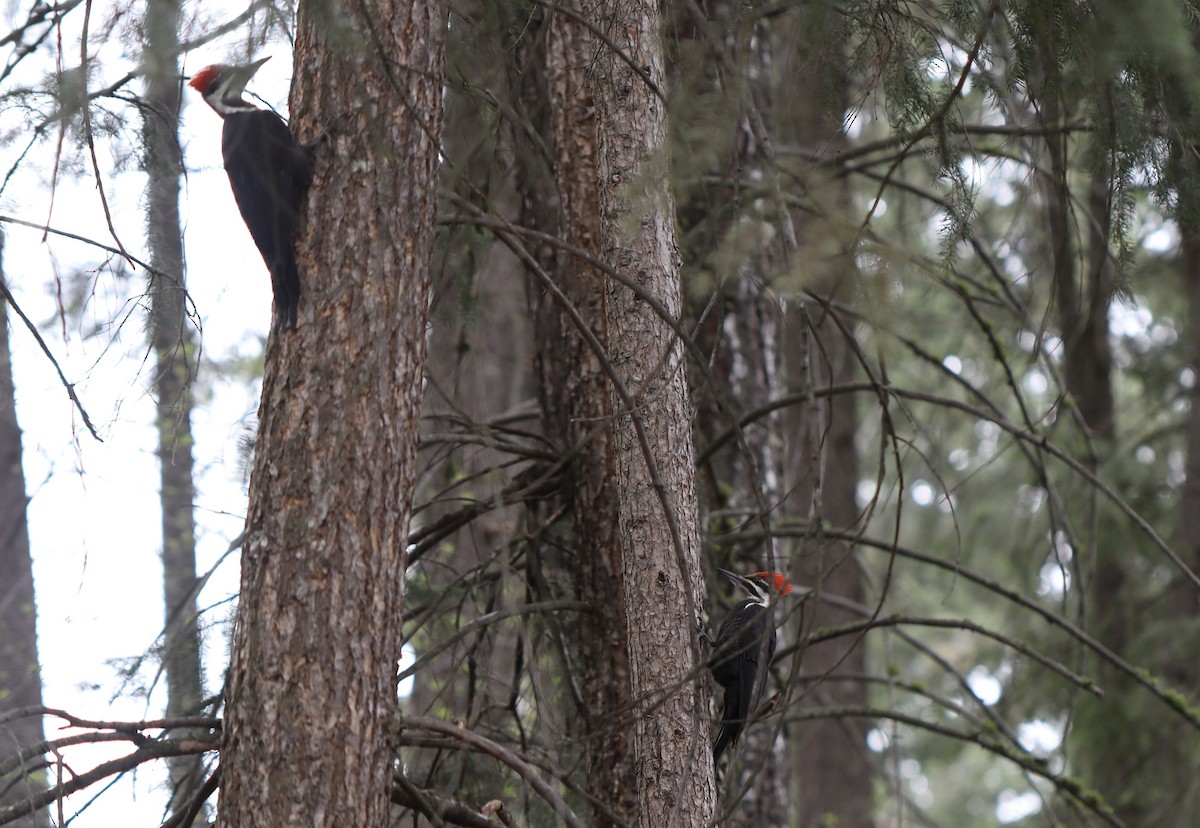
[{"left": 752, "top": 570, "right": 794, "bottom": 594}]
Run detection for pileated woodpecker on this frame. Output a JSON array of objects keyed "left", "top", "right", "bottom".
[
  {"left": 710, "top": 568, "right": 793, "bottom": 763},
  {"left": 189, "top": 57, "right": 310, "bottom": 328}
]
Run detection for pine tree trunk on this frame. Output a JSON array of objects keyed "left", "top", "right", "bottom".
[
  {"left": 218, "top": 2, "right": 445, "bottom": 824},
  {"left": 141, "top": 1, "right": 205, "bottom": 819},
  {"left": 531, "top": 5, "right": 637, "bottom": 822},
  {"left": 588, "top": 1, "right": 716, "bottom": 822},
  {"left": 0, "top": 234, "right": 49, "bottom": 828}
]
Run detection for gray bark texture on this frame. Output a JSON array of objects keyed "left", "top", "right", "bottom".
[
  {"left": 141, "top": 0, "right": 206, "bottom": 818},
  {"left": 589, "top": 0, "right": 717, "bottom": 823},
  {"left": 538, "top": 4, "right": 636, "bottom": 822},
  {"left": 0, "top": 234, "right": 49, "bottom": 828},
  {"left": 218, "top": 1, "right": 445, "bottom": 824}
]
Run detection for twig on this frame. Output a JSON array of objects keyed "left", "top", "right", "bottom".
[
  {"left": 157, "top": 765, "right": 220, "bottom": 828},
  {"left": 0, "top": 275, "right": 102, "bottom": 440},
  {"left": 390, "top": 773, "right": 505, "bottom": 828},
  {"left": 0, "top": 738, "right": 215, "bottom": 825},
  {"left": 394, "top": 716, "right": 585, "bottom": 828}
]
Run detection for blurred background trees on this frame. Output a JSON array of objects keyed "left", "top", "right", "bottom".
[{"left": 2, "top": 0, "right": 1200, "bottom": 825}]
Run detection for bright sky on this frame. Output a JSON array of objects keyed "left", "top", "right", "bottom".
[{"left": 4, "top": 4, "right": 294, "bottom": 823}]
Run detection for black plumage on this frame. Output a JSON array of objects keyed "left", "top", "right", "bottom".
[
  {"left": 710, "top": 569, "right": 791, "bottom": 763},
  {"left": 189, "top": 58, "right": 310, "bottom": 328},
  {"left": 221, "top": 109, "right": 308, "bottom": 327}
]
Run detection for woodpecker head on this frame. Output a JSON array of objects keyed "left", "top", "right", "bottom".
[
  {"left": 188, "top": 56, "right": 270, "bottom": 116},
  {"left": 717, "top": 569, "right": 794, "bottom": 607}
]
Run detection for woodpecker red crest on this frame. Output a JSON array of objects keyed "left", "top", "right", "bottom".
[
  {"left": 752, "top": 570, "right": 793, "bottom": 596},
  {"left": 186, "top": 65, "right": 220, "bottom": 95}
]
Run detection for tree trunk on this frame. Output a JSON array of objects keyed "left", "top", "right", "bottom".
[
  {"left": 779, "top": 8, "right": 873, "bottom": 826},
  {"left": 589, "top": 0, "right": 717, "bottom": 822},
  {"left": 1179, "top": 229, "right": 1200, "bottom": 620},
  {"left": 0, "top": 234, "right": 49, "bottom": 828},
  {"left": 668, "top": 3, "right": 790, "bottom": 817},
  {"left": 530, "top": 4, "right": 637, "bottom": 822},
  {"left": 141, "top": 0, "right": 205, "bottom": 819},
  {"left": 218, "top": 1, "right": 445, "bottom": 824}
]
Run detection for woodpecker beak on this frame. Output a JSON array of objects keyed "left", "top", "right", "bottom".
[
  {"left": 226, "top": 56, "right": 271, "bottom": 98},
  {"left": 717, "top": 568, "right": 762, "bottom": 598},
  {"left": 717, "top": 568, "right": 749, "bottom": 586}
]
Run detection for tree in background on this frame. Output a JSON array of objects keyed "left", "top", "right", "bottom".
[
  {"left": 141, "top": 0, "right": 205, "bottom": 819},
  {"left": 0, "top": 233, "right": 48, "bottom": 827}
]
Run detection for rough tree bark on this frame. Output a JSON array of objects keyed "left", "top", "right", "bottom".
[
  {"left": 141, "top": 0, "right": 205, "bottom": 818},
  {"left": 218, "top": 1, "right": 445, "bottom": 824},
  {"left": 588, "top": 0, "right": 717, "bottom": 823},
  {"left": 531, "top": 4, "right": 637, "bottom": 822},
  {"left": 0, "top": 235, "right": 49, "bottom": 828}
]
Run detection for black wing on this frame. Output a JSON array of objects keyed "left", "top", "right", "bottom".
[
  {"left": 222, "top": 109, "right": 307, "bottom": 326},
  {"left": 711, "top": 601, "right": 773, "bottom": 688},
  {"left": 710, "top": 600, "right": 776, "bottom": 761}
]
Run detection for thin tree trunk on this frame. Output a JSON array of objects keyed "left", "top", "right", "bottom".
[
  {"left": 1179, "top": 229, "right": 1200, "bottom": 619},
  {"left": 779, "top": 8, "right": 873, "bottom": 825},
  {"left": 589, "top": 1, "right": 716, "bottom": 822},
  {"left": 528, "top": 5, "right": 637, "bottom": 822},
  {"left": 668, "top": 3, "right": 790, "bottom": 817},
  {"left": 218, "top": 1, "right": 445, "bottom": 824},
  {"left": 0, "top": 235, "right": 49, "bottom": 828},
  {"left": 141, "top": 1, "right": 205, "bottom": 819}
]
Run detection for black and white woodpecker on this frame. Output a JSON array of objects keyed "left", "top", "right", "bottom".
[
  {"left": 710, "top": 568, "right": 794, "bottom": 764},
  {"left": 189, "top": 57, "right": 310, "bottom": 328}
]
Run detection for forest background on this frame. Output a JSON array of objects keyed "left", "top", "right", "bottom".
[{"left": 2, "top": 0, "right": 1200, "bottom": 826}]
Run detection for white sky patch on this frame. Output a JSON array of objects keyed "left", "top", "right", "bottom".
[
  {"left": 857, "top": 478, "right": 880, "bottom": 507},
  {"left": 1037, "top": 560, "right": 1071, "bottom": 598},
  {"left": 1110, "top": 301, "right": 1152, "bottom": 338},
  {"left": 866, "top": 728, "right": 890, "bottom": 752},
  {"left": 911, "top": 479, "right": 934, "bottom": 506},
  {"left": 398, "top": 643, "right": 417, "bottom": 699},
  {"left": 1004, "top": 252, "right": 1027, "bottom": 281},
  {"left": 990, "top": 179, "right": 1015, "bottom": 207},
  {"left": 943, "top": 354, "right": 962, "bottom": 374},
  {"left": 1018, "top": 719, "right": 1063, "bottom": 755},
  {"left": 1024, "top": 370, "right": 1048, "bottom": 394},
  {"left": 967, "top": 666, "right": 1003, "bottom": 706},
  {"left": 844, "top": 108, "right": 865, "bottom": 140},
  {"left": 997, "top": 789, "right": 1042, "bottom": 823},
  {"left": 1143, "top": 222, "right": 1177, "bottom": 253}
]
